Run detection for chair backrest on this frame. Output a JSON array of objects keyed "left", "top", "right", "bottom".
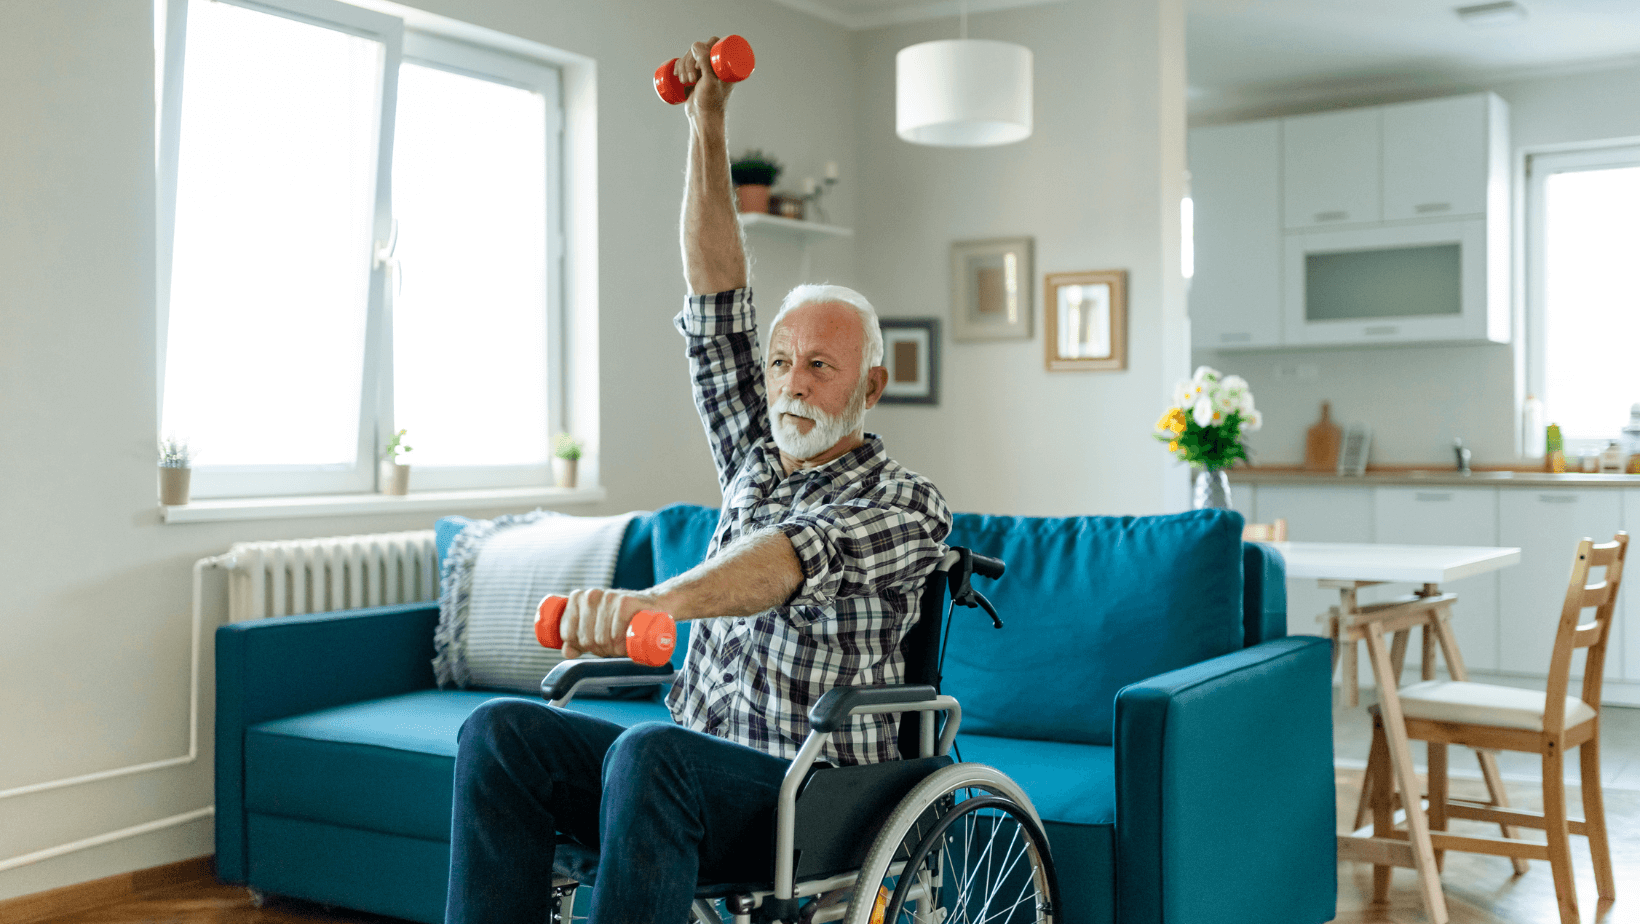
[
  {"left": 1242, "top": 518, "right": 1288, "bottom": 542},
  {"left": 1543, "top": 531, "right": 1629, "bottom": 733},
  {"left": 897, "top": 550, "right": 965, "bottom": 758}
]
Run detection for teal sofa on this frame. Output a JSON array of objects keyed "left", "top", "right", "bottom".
[{"left": 215, "top": 504, "right": 1335, "bottom": 924}]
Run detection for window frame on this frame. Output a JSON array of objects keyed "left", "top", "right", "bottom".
[
  {"left": 387, "top": 33, "right": 566, "bottom": 492},
  {"left": 156, "top": 0, "right": 574, "bottom": 499},
  {"left": 1524, "top": 140, "right": 1640, "bottom": 452}
]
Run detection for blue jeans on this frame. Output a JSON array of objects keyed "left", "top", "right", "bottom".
[{"left": 446, "top": 698, "right": 792, "bottom": 924}]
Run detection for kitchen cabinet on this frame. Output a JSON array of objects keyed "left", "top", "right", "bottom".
[
  {"left": 1192, "top": 93, "right": 1509, "bottom": 351},
  {"left": 1282, "top": 107, "right": 1381, "bottom": 230},
  {"left": 1372, "top": 487, "right": 1501, "bottom": 672},
  {"left": 1189, "top": 121, "right": 1282, "bottom": 348},
  {"left": 1381, "top": 94, "right": 1499, "bottom": 222},
  {"left": 1253, "top": 484, "right": 1374, "bottom": 638},
  {"left": 1497, "top": 489, "right": 1624, "bottom": 675}
]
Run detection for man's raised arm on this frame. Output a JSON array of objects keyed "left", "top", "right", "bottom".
[{"left": 678, "top": 38, "right": 748, "bottom": 296}]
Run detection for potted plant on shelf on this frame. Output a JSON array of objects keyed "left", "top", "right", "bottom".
[
  {"left": 730, "top": 149, "right": 782, "bottom": 215},
  {"left": 1154, "top": 366, "right": 1262, "bottom": 509},
  {"left": 382, "top": 429, "right": 412, "bottom": 495},
  {"left": 553, "top": 433, "right": 582, "bottom": 488},
  {"left": 158, "top": 436, "right": 193, "bottom": 505}
]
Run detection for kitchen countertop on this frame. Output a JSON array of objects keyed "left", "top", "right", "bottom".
[{"left": 1228, "top": 468, "right": 1640, "bottom": 487}]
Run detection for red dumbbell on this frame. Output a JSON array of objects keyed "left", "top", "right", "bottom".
[
  {"left": 654, "top": 35, "right": 755, "bottom": 104},
  {"left": 535, "top": 594, "right": 678, "bottom": 667}
]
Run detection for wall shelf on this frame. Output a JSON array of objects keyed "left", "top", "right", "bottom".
[{"left": 738, "top": 212, "right": 853, "bottom": 238}]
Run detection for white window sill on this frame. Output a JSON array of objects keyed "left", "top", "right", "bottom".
[{"left": 161, "top": 485, "right": 607, "bottom": 524}]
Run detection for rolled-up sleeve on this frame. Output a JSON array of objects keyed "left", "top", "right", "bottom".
[{"left": 777, "top": 478, "right": 952, "bottom": 623}]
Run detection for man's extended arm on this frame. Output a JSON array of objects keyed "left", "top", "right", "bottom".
[
  {"left": 558, "top": 531, "right": 803, "bottom": 659},
  {"left": 679, "top": 39, "right": 747, "bottom": 295}
]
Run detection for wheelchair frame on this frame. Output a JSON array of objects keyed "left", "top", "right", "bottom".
[{"left": 539, "top": 547, "right": 1059, "bottom": 924}]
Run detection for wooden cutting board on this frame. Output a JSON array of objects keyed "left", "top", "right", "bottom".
[{"left": 1305, "top": 401, "right": 1342, "bottom": 472}]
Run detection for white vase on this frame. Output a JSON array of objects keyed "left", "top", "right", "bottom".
[{"left": 382, "top": 461, "right": 410, "bottom": 495}]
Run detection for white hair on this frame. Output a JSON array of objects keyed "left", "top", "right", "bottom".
[{"left": 771, "top": 284, "right": 885, "bottom": 370}]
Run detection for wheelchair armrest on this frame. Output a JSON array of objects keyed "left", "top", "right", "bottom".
[
  {"left": 808, "top": 683, "right": 938, "bottom": 733},
  {"left": 540, "top": 658, "right": 676, "bottom": 704}
]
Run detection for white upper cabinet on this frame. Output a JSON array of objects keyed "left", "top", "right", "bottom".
[
  {"left": 1381, "top": 94, "right": 1498, "bottom": 222},
  {"left": 1282, "top": 107, "right": 1382, "bottom": 230},
  {"left": 1188, "top": 121, "right": 1283, "bottom": 349}
]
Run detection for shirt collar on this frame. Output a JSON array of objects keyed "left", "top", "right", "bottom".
[{"left": 756, "top": 433, "right": 886, "bottom": 483}]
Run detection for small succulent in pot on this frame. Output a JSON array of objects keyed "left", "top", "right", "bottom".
[
  {"left": 159, "top": 436, "right": 194, "bottom": 468},
  {"left": 553, "top": 432, "right": 583, "bottom": 461},
  {"left": 730, "top": 150, "right": 783, "bottom": 188},
  {"left": 384, "top": 428, "right": 413, "bottom": 461}
]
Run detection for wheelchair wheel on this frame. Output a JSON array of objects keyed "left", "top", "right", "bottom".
[{"left": 844, "top": 763, "right": 1058, "bottom": 924}]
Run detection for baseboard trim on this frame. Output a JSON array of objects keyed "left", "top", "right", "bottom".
[{"left": 0, "top": 855, "right": 214, "bottom": 924}]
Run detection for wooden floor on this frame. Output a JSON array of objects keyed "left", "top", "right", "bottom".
[{"left": 24, "top": 769, "right": 1640, "bottom": 924}]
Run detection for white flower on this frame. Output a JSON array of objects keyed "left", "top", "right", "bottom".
[
  {"left": 1173, "top": 379, "right": 1195, "bottom": 407},
  {"left": 1245, "top": 409, "right": 1263, "bottom": 432},
  {"left": 1192, "top": 365, "right": 1221, "bottom": 385},
  {"left": 1221, "top": 374, "right": 1248, "bottom": 393},
  {"left": 1192, "top": 397, "right": 1215, "bottom": 428}
]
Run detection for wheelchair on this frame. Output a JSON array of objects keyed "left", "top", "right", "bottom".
[{"left": 537, "top": 547, "right": 1061, "bottom": 924}]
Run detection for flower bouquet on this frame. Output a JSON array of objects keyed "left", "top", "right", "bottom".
[{"left": 1156, "top": 366, "right": 1261, "bottom": 508}]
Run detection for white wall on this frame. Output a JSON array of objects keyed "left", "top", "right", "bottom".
[
  {"left": 0, "top": 0, "right": 858, "bottom": 900},
  {"left": 1192, "top": 60, "right": 1640, "bottom": 467},
  {"left": 1, "top": 0, "right": 1190, "bottom": 899},
  {"left": 853, "top": 0, "right": 1191, "bottom": 517}
]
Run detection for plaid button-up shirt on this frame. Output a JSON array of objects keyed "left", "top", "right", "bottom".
[{"left": 665, "top": 288, "right": 952, "bottom": 766}]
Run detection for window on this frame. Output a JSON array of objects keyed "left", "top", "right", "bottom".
[
  {"left": 1526, "top": 144, "right": 1640, "bottom": 449},
  {"left": 157, "top": 0, "right": 567, "bottom": 498}
]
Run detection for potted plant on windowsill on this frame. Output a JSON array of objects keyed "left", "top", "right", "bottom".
[
  {"left": 553, "top": 433, "right": 582, "bottom": 488},
  {"left": 159, "top": 436, "right": 194, "bottom": 505},
  {"left": 382, "top": 429, "right": 412, "bottom": 495},
  {"left": 730, "top": 149, "right": 782, "bottom": 215}
]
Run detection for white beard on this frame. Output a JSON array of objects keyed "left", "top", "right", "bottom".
[{"left": 769, "top": 386, "right": 868, "bottom": 461}]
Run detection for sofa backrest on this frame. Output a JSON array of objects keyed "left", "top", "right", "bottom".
[{"left": 943, "top": 509, "right": 1248, "bottom": 745}]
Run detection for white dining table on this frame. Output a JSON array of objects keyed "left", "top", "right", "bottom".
[{"left": 1269, "top": 541, "right": 1522, "bottom": 924}]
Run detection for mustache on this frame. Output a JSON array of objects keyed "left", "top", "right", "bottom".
[{"left": 771, "top": 394, "right": 841, "bottom": 427}]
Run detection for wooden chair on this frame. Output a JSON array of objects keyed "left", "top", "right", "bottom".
[
  {"left": 1362, "top": 531, "right": 1629, "bottom": 924},
  {"left": 1241, "top": 518, "right": 1287, "bottom": 542}
]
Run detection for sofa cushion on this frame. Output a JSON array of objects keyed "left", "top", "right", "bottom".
[
  {"left": 649, "top": 503, "right": 723, "bottom": 666},
  {"left": 245, "top": 690, "right": 673, "bottom": 841},
  {"left": 943, "top": 509, "right": 1245, "bottom": 745},
  {"left": 955, "top": 733, "right": 1114, "bottom": 828},
  {"left": 435, "top": 513, "right": 658, "bottom": 592}
]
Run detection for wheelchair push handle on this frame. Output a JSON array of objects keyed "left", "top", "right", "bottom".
[
  {"left": 535, "top": 595, "right": 677, "bottom": 667},
  {"left": 969, "top": 552, "right": 1005, "bottom": 580}
]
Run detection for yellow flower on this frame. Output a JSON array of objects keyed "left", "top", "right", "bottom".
[
  {"left": 1168, "top": 440, "right": 1180, "bottom": 452},
  {"left": 1156, "top": 408, "right": 1180, "bottom": 431}
]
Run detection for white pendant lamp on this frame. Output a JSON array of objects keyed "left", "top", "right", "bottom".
[{"left": 895, "top": 6, "right": 1032, "bottom": 147}]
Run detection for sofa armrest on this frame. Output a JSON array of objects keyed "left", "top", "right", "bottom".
[
  {"left": 215, "top": 601, "right": 440, "bottom": 882},
  {"left": 1114, "top": 636, "right": 1335, "bottom": 924}
]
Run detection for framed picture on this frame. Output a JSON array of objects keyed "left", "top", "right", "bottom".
[
  {"left": 877, "top": 318, "right": 940, "bottom": 405},
  {"left": 1044, "top": 270, "right": 1127, "bottom": 371},
  {"left": 951, "top": 237, "right": 1033, "bottom": 341}
]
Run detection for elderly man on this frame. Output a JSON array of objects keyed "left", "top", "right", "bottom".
[{"left": 443, "top": 38, "right": 951, "bottom": 924}]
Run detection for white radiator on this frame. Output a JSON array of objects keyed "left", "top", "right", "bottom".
[{"left": 204, "top": 530, "right": 440, "bottom": 622}]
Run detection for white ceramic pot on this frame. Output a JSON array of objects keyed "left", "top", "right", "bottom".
[
  {"left": 553, "top": 457, "right": 578, "bottom": 488},
  {"left": 382, "top": 461, "right": 410, "bottom": 495}
]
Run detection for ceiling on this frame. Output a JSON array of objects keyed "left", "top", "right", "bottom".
[{"left": 769, "top": 0, "right": 1640, "bottom": 118}]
